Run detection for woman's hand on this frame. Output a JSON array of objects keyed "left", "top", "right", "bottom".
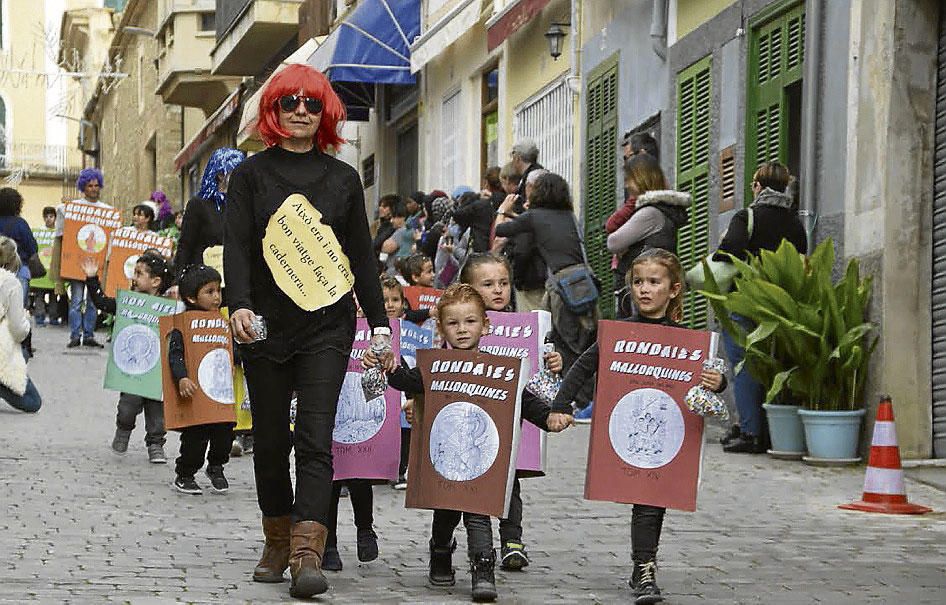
[
  {"left": 80, "top": 257, "right": 99, "bottom": 278},
  {"left": 230, "top": 308, "right": 258, "bottom": 343},
  {"left": 499, "top": 194, "right": 517, "bottom": 214},
  {"left": 178, "top": 377, "right": 198, "bottom": 399},
  {"left": 363, "top": 348, "right": 397, "bottom": 373},
  {"left": 544, "top": 351, "right": 564, "bottom": 374},
  {"left": 403, "top": 398, "right": 415, "bottom": 425},
  {"left": 701, "top": 369, "right": 724, "bottom": 392},
  {"left": 547, "top": 412, "right": 574, "bottom": 432}
]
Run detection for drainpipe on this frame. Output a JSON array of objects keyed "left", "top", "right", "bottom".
[
  {"left": 566, "top": 0, "right": 581, "bottom": 94},
  {"left": 651, "top": 0, "right": 669, "bottom": 60},
  {"left": 799, "top": 0, "right": 822, "bottom": 252}
]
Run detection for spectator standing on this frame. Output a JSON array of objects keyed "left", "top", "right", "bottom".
[
  {"left": 0, "top": 188, "right": 38, "bottom": 307},
  {"left": 32, "top": 206, "right": 66, "bottom": 326},
  {"left": 372, "top": 194, "right": 400, "bottom": 261},
  {"left": 452, "top": 189, "right": 493, "bottom": 254},
  {"left": 714, "top": 162, "right": 807, "bottom": 454}
]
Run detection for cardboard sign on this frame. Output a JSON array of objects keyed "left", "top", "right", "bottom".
[
  {"left": 406, "top": 349, "right": 527, "bottom": 518},
  {"left": 220, "top": 308, "right": 251, "bottom": 431},
  {"left": 331, "top": 318, "right": 402, "bottom": 481},
  {"left": 479, "top": 310, "right": 552, "bottom": 476},
  {"left": 104, "top": 227, "right": 174, "bottom": 297},
  {"left": 399, "top": 320, "right": 434, "bottom": 429},
  {"left": 584, "top": 321, "right": 718, "bottom": 512},
  {"left": 59, "top": 201, "right": 122, "bottom": 281},
  {"left": 104, "top": 290, "right": 179, "bottom": 399},
  {"left": 262, "top": 194, "right": 354, "bottom": 311},
  {"left": 159, "top": 311, "right": 237, "bottom": 430},
  {"left": 202, "top": 245, "right": 225, "bottom": 287},
  {"left": 403, "top": 286, "right": 443, "bottom": 311},
  {"left": 29, "top": 227, "right": 55, "bottom": 289}
]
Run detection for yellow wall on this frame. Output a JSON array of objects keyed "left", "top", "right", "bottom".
[{"left": 675, "top": 0, "right": 733, "bottom": 41}]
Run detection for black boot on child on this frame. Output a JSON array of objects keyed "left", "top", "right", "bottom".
[
  {"left": 630, "top": 560, "right": 664, "bottom": 604},
  {"left": 470, "top": 550, "right": 498, "bottom": 602},
  {"left": 428, "top": 538, "right": 456, "bottom": 586}
]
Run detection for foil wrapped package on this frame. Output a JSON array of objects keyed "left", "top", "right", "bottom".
[{"left": 684, "top": 357, "right": 729, "bottom": 420}]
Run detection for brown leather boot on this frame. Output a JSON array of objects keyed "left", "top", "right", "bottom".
[
  {"left": 289, "top": 520, "right": 329, "bottom": 597},
  {"left": 252, "top": 515, "right": 291, "bottom": 583}
]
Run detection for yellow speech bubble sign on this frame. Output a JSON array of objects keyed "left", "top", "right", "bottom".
[
  {"left": 262, "top": 194, "right": 354, "bottom": 311},
  {"left": 202, "top": 246, "right": 225, "bottom": 287}
]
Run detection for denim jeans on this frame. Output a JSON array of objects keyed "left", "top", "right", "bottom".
[
  {"left": 0, "top": 378, "right": 41, "bottom": 413},
  {"left": 68, "top": 280, "right": 97, "bottom": 341},
  {"left": 720, "top": 314, "right": 766, "bottom": 437}
]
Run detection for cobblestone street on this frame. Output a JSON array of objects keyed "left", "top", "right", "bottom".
[{"left": 2, "top": 327, "right": 945, "bottom": 604}]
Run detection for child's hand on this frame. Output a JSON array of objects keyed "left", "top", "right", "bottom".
[
  {"left": 80, "top": 257, "right": 99, "bottom": 277},
  {"left": 547, "top": 412, "right": 574, "bottom": 432},
  {"left": 544, "top": 351, "right": 563, "bottom": 374},
  {"left": 178, "top": 378, "right": 198, "bottom": 399},
  {"left": 363, "top": 349, "right": 397, "bottom": 373},
  {"left": 403, "top": 399, "right": 415, "bottom": 425},
  {"left": 701, "top": 369, "right": 723, "bottom": 392}
]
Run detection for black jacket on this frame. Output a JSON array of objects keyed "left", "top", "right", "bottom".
[
  {"left": 551, "top": 314, "right": 726, "bottom": 413},
  {"left": 175, "top": 197, "right": 225, "bottom": 273},
  {"left": 388, "top": 362, "right": 551, "bottom": 432},
  {"left": 452, "top": 196, "right": 494, "bottom": 254},
  {"left": 714, "top": 188, "right": 807, "bottom": 262},
  {"left": 224, "top": 146, "right": 388, "bottom": 362},
  {"left": 372, "top": 219, "right": 395, "bottom": 257},
  {"left": 85, "top": 276, "right": 115, "bottom": 315}
]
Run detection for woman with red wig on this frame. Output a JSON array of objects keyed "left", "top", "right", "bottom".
[{"left": 223, "top": 64, "right": 389, "bottom": 598}]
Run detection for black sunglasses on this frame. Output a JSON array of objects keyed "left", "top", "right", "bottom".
[{"left": 277, "top": 95, "right": 323, "bottom": 114}]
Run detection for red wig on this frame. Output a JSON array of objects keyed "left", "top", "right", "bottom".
[{"left": 257, "top": 63, "right": 347, "bottom": 151}]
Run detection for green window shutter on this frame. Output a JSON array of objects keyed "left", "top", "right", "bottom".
[
  {"left": 746, "top": 1, "right": 805, "bottom": 199},
  {"left": 583, "top": 56, "right": 619, "bottom": 319},
  {"left": 676, "top": 55, "right": 713, "bottom": 330}
]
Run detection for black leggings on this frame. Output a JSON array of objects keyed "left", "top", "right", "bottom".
[
  {"left": 431, "top": 509, "right": 493, "bottom": 557},
  {"left": 498, "top": 476, "right": 523, "bottom": 544},
  {"left": 175, "top": 422, "right": 234, "bottom": 477},
  {"left": 326, "top": 479, "right": 374, "bottom": 548},
  {"left": 244, "top": 350, "right": 349, "bottom": 523},
  {"left": 631, "top": 504, "right": 666, "bottom": 563}
]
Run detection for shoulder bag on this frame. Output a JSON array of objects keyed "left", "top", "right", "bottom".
[{"left": 685, "top": 208, "right": 753, "bottom": 292}]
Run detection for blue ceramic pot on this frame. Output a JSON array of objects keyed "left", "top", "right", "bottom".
[
  {"left": 798, "top": 408, "right": 866, "bottom": 460},
  {"left": 762, "top": 403, "right": 806, "bottom": 454}
]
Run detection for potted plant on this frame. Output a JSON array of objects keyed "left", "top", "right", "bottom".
[{"left": 698, "top": 239, "right": 877, "bottom": 462}]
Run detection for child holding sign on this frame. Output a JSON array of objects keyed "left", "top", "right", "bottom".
[
  {"left": 168, "top": 265, "right": 236, "bottom": 495},
  {"left": 551, "top": 249, "right": 726, "bottom": 605},
  {"left": 368, "top": 284, "right": 572, "bottom": 602},
  {"left": 82, "top": 253, "right": 172, "bottom": 463},
  {"left": 460, "top": 253, "right": 563, "bottom": 572},
  {"left": 381, "top": 275, "right": 412, "bottom": 489}
]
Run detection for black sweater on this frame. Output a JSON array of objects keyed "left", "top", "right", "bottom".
[
  {"left": 713, "top": 205, "right": 807, "bottom": 262},
  {"left": 175, "top": 197, "right": 225, "bottom": 273},
  {"left": 452, "top": 196, "right": 494, "bottom": 254},
  {"left": 85, "top": 276, "right": 116, "bottom": 315},
  {"left": 388, "top": 362, "right": 551, "bottom": 432},
  {"left": 551, "top": 314, "right": 726, "bottom": 414},
  {"left": 224, "top": 146, "right": 388, "bottom": 361}
]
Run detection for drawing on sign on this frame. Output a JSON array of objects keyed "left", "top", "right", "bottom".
[
  {"left": 123, "top": 254, "right": 139, "bottom": 279},
  {"left": 429, "top": 401, "right": 499, "bottom": 482},
  {"left": 112, "top": 324, "right": 160, "bottom": 376},
  {"left": 609, "top": 388, "right": 685, "bottom": 469},
  {"left": 77, "top": 224, "right": 107, "bottom": 253},
  {"left": 197, "top": 348, "right": 234, "bottom": 404},
  {"left": 333, "top": 371, "right": 386, "bottom": 444}
]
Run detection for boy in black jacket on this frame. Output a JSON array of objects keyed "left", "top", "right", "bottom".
[{"left": 366, "top": 283, "right": 572, "bottom": 602}]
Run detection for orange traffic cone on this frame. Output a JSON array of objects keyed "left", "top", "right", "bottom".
[{"left": 839, "top": 396, "right": 931, "bottom": 514}]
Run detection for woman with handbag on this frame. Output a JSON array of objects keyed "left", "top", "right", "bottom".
[
  {"left": 494, "top": 172, "right": 596, "bottom": 410},
  {"left": 711, "top": 162, "right": 807, "bottom": 454}
]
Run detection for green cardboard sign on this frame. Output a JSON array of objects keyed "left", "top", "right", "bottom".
[
  {"left": 29, "top": 228, "right": 55, "bottom": 290},
  {"left": 104, "top": 290, "right": 178, "bottom": 399}
]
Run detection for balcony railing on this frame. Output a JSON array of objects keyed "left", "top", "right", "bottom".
[
  {"left": 0, "top": 143, "right": 84, "bottom": 177},
  {"left": 215, "top": 0, "right": 253, "bottom": 40}
]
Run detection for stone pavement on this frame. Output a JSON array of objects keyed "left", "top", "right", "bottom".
[{"left": 2, "top": 326, "right": 946, "bottom": 604}]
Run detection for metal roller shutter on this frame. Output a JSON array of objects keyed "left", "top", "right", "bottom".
[{"left": 932, "top": 8, "right": 946, "bottom": 457}]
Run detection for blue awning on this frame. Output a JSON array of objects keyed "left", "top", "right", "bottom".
[{"left": 309, "top": 0, "right": 420, "bottom": 85}]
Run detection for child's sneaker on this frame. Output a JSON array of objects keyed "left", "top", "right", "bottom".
[
  {"left": 428, "top": 538, "right": 456, "bottom": 586},
  {"left": 174, "top": 475, "right": 202, "bottom": 495},
  {"left": 393, "top": 474, "right": 407, "bottom": 490},
  {"left": 470, "top": 550, "right": 498, "bottom": 602},
  {"left": 147, "top": 444, "right": 167, "bottom": 464},
  {"left": 241, "top": 434, "right": 254, "bottom": 455},
  {"left": 111, "top": 428, "right": 132, "bottom": 454},
  {"left": 630, "top": 560, "right": 664, "bottom": 604},
  {"left": 205, "top": 466, "right": 229, "bottom": 493},
  {"left": 322, "top": 546, "right": 343, "bottom": 571},
  {"left": 356, "top": 528, "right": 378, "bottom": 562},
  {"left": 499, "top": 541, "right": 529, "bottom": 570}
]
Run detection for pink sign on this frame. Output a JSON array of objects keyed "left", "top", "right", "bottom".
[
  {"left": 479, "top": 310, "right": 552, "bottom": 476},
  {"left": 332, "top": 318, "right": 402, "bottom": 481}
]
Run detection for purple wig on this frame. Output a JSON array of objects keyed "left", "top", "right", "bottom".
[
  {"left": 76, "top": 168, "right": 104, "bottom": 192},
  {"left": 150, "top": 191, "right": 173, "bottom": 222}
]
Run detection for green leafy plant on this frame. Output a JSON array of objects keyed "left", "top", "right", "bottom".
[{"left": 697, "top": 239, "right": 877, "bottom": 411}]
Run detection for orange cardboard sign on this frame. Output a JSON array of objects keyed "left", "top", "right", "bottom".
[
  {"left": 159, "top": 311, "right": 237, "bottom": 431},
  {"left": 59, "top": 202, "right": 122, "bottom": 281},
  {"left": 403, "top": 286, "right": 443, "bottom": 311},
  {"left": 104, "top": 227, "right": 174, "bottom": 297}
]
